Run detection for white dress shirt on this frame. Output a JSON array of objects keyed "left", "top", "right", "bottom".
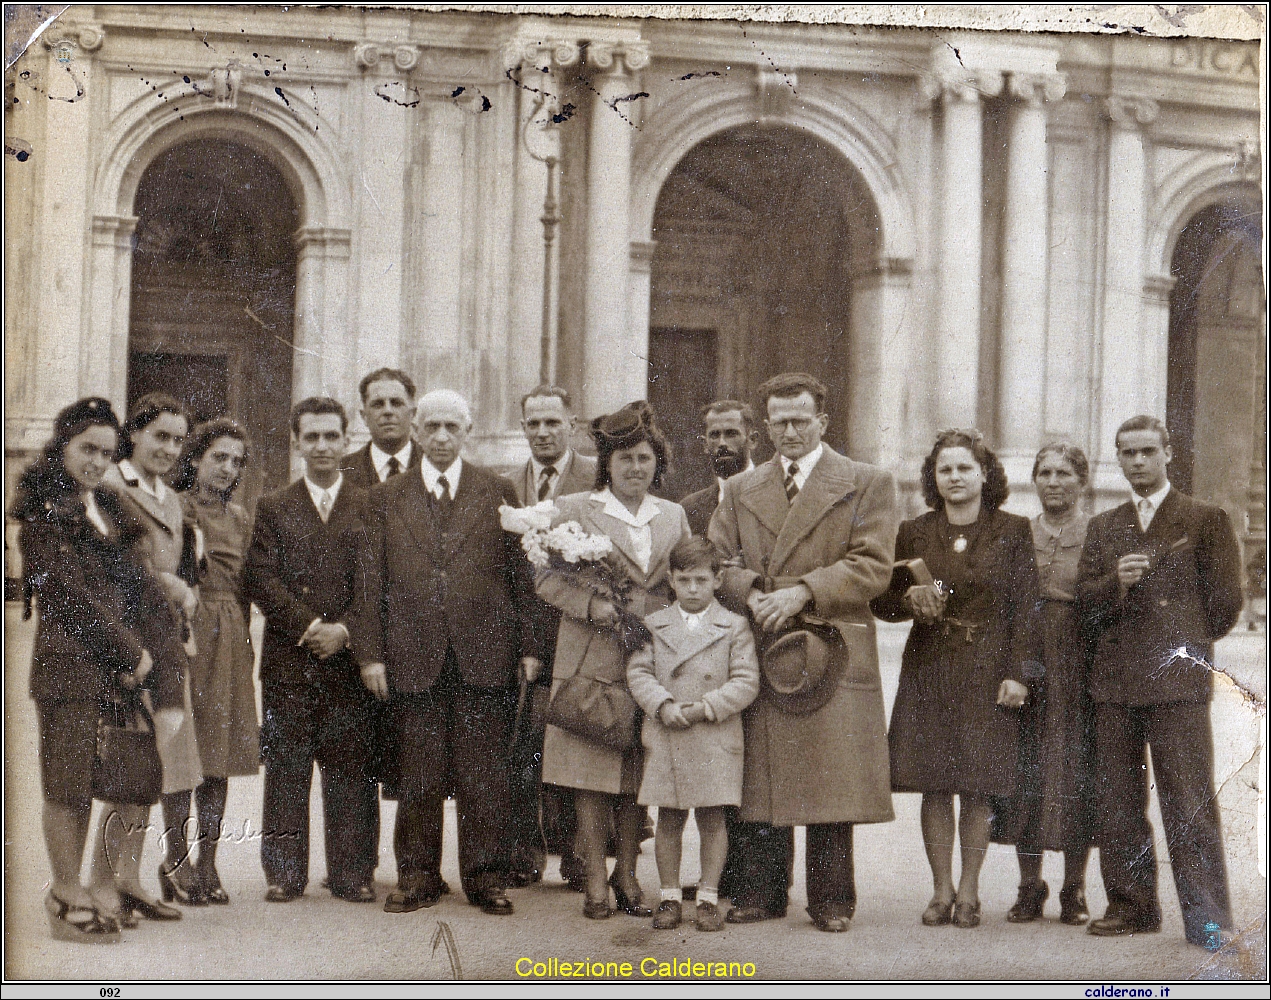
[
  {"left": 594, "top": 487, "right": 661, "bottom": 575},
  {"left": 1135, "top": 481, "right": 1172, "bottom": 532},
  {"left": 118, "top": 459, "right": 170, "bottom": 504},
  {"left": 422, "top": 457, "right": 463, "bottom": 499},
  {"left": 370, "top": 441, "right": 413, "bottom": 482},
  {"left": 678, "top": 603, "right": 713, "bottom": 631},
  {"left": 779, "top": 443, "right": 823, "bottom": 491},
  {"left": 303, "top": 473, "right": 344, "bottom": 522}
]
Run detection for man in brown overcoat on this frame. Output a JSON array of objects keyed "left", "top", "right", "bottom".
[{"left": 708, "top": 372, "right": 898, "bottom": 932}]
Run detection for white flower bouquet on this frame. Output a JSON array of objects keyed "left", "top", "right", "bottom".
[{"left": 498, "top": 502, "right": 651, "bottom": 654}]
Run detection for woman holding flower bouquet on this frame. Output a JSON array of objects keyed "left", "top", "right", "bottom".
[{"left": 537, "top": 402, "right": 691, "bottom": 920}]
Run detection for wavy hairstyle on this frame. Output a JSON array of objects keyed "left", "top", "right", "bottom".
[
  {"left": 1031, "top": 441, "right": 1090, "bottom": 485},
  {"left": 117, "top": 392, "right": 191, "bottom": 461},
  {"left": 919, "top": 428, "right": 1010, "bottom": 512},
  {"left": 591, "top": 400, "right": 671, "bottom": 492},
  {"left": 11, "top": 397, "right": 123, "bottom": 520},
  {"left": 172, "top": 418, "right": 252, "bottom": 495}
]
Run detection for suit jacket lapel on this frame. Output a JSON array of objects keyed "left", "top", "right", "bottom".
[
  {"left": 648, "top": 604, "right": 731, "bottom": 674},
  {"left": 1145, "top": 488, "right": 1188, "bottom": 544},
  {"left": 646, "top": 500, "right": 682, "bottom": 584},
  {"left": 589, "top": 502, "right": 645, "bottom": 576},
  {"left": 116, "top": 469, "right": 181, "bottom": 539},
  {"left": 393, "top": 473, "right": 442, "bottom": 564},
  {"left": 770, "top": 449, "right": 856, "bottom": 573},
  {"left": 440, "top": 469, "right": 481, "bottom": 563},
  {"left": 515, "top": 460, "right": 532, "bottom": 507},
  {"left": 738, "top": 460, "right": 789, "bottom": 540}
]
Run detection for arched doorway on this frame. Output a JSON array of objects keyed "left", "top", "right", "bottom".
[
  {"left": 1166, "top": 202, "right": 1265, "bottom": 524},
  {"left": 128, "top": 138, "right": 298, "bottom": 507},
  {"left": 646, "top": 125, "right": 879, "bottom": 498}
]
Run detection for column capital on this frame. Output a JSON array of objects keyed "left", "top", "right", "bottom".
[
  {"left": 42, "top": 23, "right": 104, "bottom": 58},
  {"left": 1105, "top": 96, "right": 1160, "bottom": 130},
  {"left": 1007, "top": 71, "right": 1067, "bottom": 106},
  {"left": 585, "top": 40, "right": 649, "bottom": 74},
  {"left": 91, "top": 214, "right": 138, "bottom": 248},
  {"left": 353, "top": 42, "right": 419, "bottom": 73},
  {"left": 919, "top": 68, "right": 1003, "bottom": 105},
  {"left": 294, "top": 226, "right": 352, "bottom": 258},
  {"left": 501, "top": 38, "right": 581, "bottom": 71}
]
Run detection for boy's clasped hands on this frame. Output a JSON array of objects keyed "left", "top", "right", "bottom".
[{"left": 658, "top": 699, "right": 708, "bottom": 729}]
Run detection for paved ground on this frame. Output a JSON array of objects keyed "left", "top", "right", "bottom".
[{"left": 4, "top": 607, "right": 1265, "bottom": 983}]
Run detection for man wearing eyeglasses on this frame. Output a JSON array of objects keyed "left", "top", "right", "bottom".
[{"left": 708, "top": 372, "right": 899, "bottom": 933}]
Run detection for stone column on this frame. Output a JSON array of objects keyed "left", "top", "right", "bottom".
[
  {"left": 85, "top": 215, "right": 138, "bottom": 406},
  {"left": 292, "top": 226, "right": 353, "bottom": 402},
  {"left": 1097, "top": 97, "right": 1159, "bottom": 467},
  {"left": 850, "top": 258, "right": 915, "bottom": 467},
  {"left": 1140, "top": 273, "right": 1177, "bottom": 421},
  {"left": 582, "top": 40, "right": 649, "bottom": 417},
  {"left": 924, "top": 69, "right": 1002, "bottom": 429},
  {"left": 998, "top": 72, "right": 1066, "bottom": 458}
]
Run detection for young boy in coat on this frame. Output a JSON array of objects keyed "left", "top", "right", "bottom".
[{"left": 627, "top": 536, "right": 760, "bottom": 931}]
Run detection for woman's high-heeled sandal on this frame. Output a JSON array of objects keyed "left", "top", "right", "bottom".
[
  {"left": 45, "top": 892, "right": 122, "bottom": 944},
  {"left": 609, "top": 872, "right": 653, "bottom": 917}
]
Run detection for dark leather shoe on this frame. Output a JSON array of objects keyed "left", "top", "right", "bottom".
[
  {"left": 331, "top": 883, "right": 377, "bottom": 903},
  {"left": 507, "top": 869, "right": 542, "bottom": 888},
  {"left": 199, "top": 865, "right": 230, "bottom": 905},
  {"left": 472, "top": 889, "right": 514, "bottom": 915},
  {"left": 119, "top": 891, "right": 182, "bottom": 921},
  {"left": 1059, "top": 886, "right": 1089, "bottom": 925},
  {"left": 726, "top": 905, "right": 784, "bottom": 924},
  {"left": 383, "top": 886, "right": 440, "bottom": 913},
  {"left": 696, "top": 901, "right": 725, "bottom": 932},
  {"left": 264, "top": 885, "right": 302, "bottom": 903},
  {"left": 1006, "top": 880, "right": 1049, "bottom": 923},
  {"left": 807, "top": 906, "right": 851, "bottom": 932},
  {"left": 1088, "top": 911, "right": 1161, "bottom": 936},
  {"left": 583, "top": 898, "right": 611, "bottom": 920},
  {"left": 953, "top": 900, "right": 981, "bottom": 929},
  {"left": 609, "top": 873, "right": 653, "bottom": 917},
  {"left": 559, "top": 854, "right": 586, "bottom": 892},
  {"left": 158, "top": 864, "right": 207, "bottom": 906},
  {"left": 652, "top": 900, "right": 682, "bottom": 930},
  {"left": 921, "top": 900, "right": 954, "bottom": 926}
]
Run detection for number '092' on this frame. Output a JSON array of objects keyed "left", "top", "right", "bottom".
[{"left": 100, "top": 990, "right": 121, "bottom": 998}]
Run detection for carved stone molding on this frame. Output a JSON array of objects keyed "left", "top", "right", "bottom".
[
  {"left": 1105, "top": 96, "right": 1160, "bottom": 130},
  {"left": 919, "top": 68, "right": 1004, "bottom": 105},
  {"left": 1007, "top": 71, "right": 1067, "bottom": 105},
  {"left": 629, "top": 239, "right": 657, "bottom": 273},
  {"left": 91, "top": 214, "right": 138, "bottom": 249},
  {"left": 188, "top": 63, "right": 243, "bottom": 108},
  {"left": 42, "top": 23, "right": 104, "bottom": 58},
  {"left": 501, "top": 38, "right": 581, "bottom": 71},
  {"left": 756, "top": 67, "right": 799, "bottom": 119},
  {"left": 294, "top": 226, "right": 352, "bottom": 258},
  {"left": 353, "top": 42, "right": 420, "bottom": 73},
  {"left": 585, "top": 40, "right": 649, "bottom": 74},
  {"left": 1143, "top": 272, "right": 1177, "bottom": 303},
  {"left": 1235, "top": 138, "right": 1261, "bottom": 183}
]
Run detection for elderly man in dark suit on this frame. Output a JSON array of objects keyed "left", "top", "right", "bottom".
[
  {"left": 353, "top": 390, "right": 541, "bottom": 915},
  {"left": 244, "top": 397, "right": 380, "bottom": 903},
  {"left": 1077, "top": 415, "right": 1243, "bottom": 946},
  {"left": 507, "top": 385, "right": 597, "bottom": 887},
  {"left": 708, "top": 372, "right": 898, "bottom": 933},
  {"left": 341, "top": 368, "right": 421, "bottom": 488},
  {"left": 680, "top": 400, "right": 760, "bottom": 537}
]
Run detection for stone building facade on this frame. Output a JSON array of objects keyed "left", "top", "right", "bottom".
[{"left": 3, "top": 8, "right": 1264, "bottom": 592}]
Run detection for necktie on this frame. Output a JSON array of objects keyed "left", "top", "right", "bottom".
[
  {"left": 437, "top": 475, "right": 451, "bottom": 502},
  {"left": 784, "top": 462, "right": 800, "bottom": 503},
  {"left": 1138, "top": 497, "right": 1152, "bottom": 530},
  {"left": 538, "top": 465, "right": 557, "bottom": 502},
  {"left": 317, "top": 490, "right": 332, "bottom": 523},
  {"left": 386, "top": 456, "right": 401, "bottom": 479}
]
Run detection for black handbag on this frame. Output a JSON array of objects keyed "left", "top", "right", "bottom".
[
  {"left": 91, "top": 694, "right": 163, "bottom": 805},
  {"left": 546, "top": 673, "right": 640, "bottom": 750}
]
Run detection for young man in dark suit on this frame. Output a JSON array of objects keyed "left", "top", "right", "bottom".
[
  {"left": 508, "top": 385, "right": 597, "bottom": 887},
  {"left": 1077, "top": 415, "right": 1243, "bottom": 946},
  {"left": 341, "top": 368, "right": 422, "bottom": 488},
  {"left": 244, "top": 397, "right": 380, "bottom": 903},
  {"left": 352, "top": 390, "right": 541, "bottom": 916},
  {"left": 679, "top": 400, "right": 760, "bottom": 538}
]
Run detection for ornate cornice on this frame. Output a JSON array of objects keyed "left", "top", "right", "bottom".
[
  {"left": 1105, "top": 96, "right": 1160, "bottom": 130},
  {"left": 585, "top": 40, "right": 650, "bottom": 74},
  {"left": 353, "top": 42, "right": 420, "bottom": 73},
  {"left": 919, "top": 68, "right": 1003, "bottom": 105},
  {"left": 502, "top": 38, "right": 581, "bottom": 71}
]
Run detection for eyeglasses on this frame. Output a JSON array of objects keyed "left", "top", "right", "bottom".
[{"left": 765, "top": 418, "right": 816, "bottom": 434}]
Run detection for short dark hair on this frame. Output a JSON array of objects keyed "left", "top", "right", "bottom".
[
  {"left": 173, "top": 418, "right": 251, "bottom": 495},
  {"left": 1115, "top": 415, "right": 1170, "bottom": 451},
  {"left": 358, "top": 368, "right": 416, "bottom": 403},
  {"left": 669, "top": 535, "right": 722, "bottom": 575},
  {"left": 12, "top": 397, "right": 122, "bottom": 514},
  {"left": 757, "top": 373, "right": 828, "bottom": 415},
  {"left": 919, "top": 428, "right": 1010, "bottom": 512},
  {"left": 521, "top": 384, "right": 573, "bottom": 413},
  {"left": 700, "top": 399, "right": 755, "bottom": 431},
  {"left": 290, "top": 397, "right": 348, "bottom": 436},
  {"left": 1032, "top": 442, "right": 1090, "bottom": 485},
  {"left": 118, "top": 393, "right": 190, "bottom": 460},
  {"left": 592, "top": 400, "right": 671, "bottom": 491}
]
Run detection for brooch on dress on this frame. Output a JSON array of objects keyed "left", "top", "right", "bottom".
[{"left": 952, "top": 535, "right": 968, "bottom": 554}]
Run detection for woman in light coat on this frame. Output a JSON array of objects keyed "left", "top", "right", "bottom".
[{"left": 538, "top": 402, "right": 691, "bottom": 920}]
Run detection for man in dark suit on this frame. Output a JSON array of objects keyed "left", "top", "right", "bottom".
[
  {"left": 341, "top": 368, "right": 422, "bottom": 488},
  {"left": 244, "top": 397, "right": 380, "bottom": 904},
  {"left": 680, "top": 400, "right": 760, "bottom": 537},
  {"left": 508, "top": 385, "right": 597, "bottom": 887},
  {"left": 1077, "top": 415, "right": 1243, "bottom": 946},
  {"left": 352, "top": 390, "right": 541, "bottom": 916}
]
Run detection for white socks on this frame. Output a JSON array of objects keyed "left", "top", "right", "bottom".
[
  {"left": 661, "top": 887, "right": 683, "bottom": 902},
  {"left": 699, "top": 887, "right": 719, "bottom": 907}
]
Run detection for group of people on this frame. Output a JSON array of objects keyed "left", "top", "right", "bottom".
[{"left": 15, "top": 364, "right": 1243, "bottom": 952}]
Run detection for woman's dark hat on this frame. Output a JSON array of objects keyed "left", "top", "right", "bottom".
[
  {"left": 760, "top": 616, "right": 847, "bottom": 715},
  {"left": 591, "top": 401, "right": 655, "bottom": 451}
]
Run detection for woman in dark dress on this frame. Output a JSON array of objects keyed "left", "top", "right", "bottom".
[
  {"left": 993, "top": 443, "right": 1096, "bottom": 924},
  {"left": 13, "top": 398, "right": 186, "bottom": 943},
  {"left": 872, "top": 429, "right": 1039, "bottom": 929},
  {"left": 171, "top": 419, "right": 261, "bottom": 904}
]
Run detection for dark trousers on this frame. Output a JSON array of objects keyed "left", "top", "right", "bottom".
[
  {"left": 506, "top": 685, "right": 548, "bottom": 872},
  {"left": 730, "top": 819, "right": 856, "bottom": 917},
  {"left": 1094, "top": 701, "right": 1231, "bottom": 942},
  {"left": 260, "top": 679, "right": 380, "bottom": 894},
  {"left": 390, "top": 651, "right": 513, "bottom": 901}
]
